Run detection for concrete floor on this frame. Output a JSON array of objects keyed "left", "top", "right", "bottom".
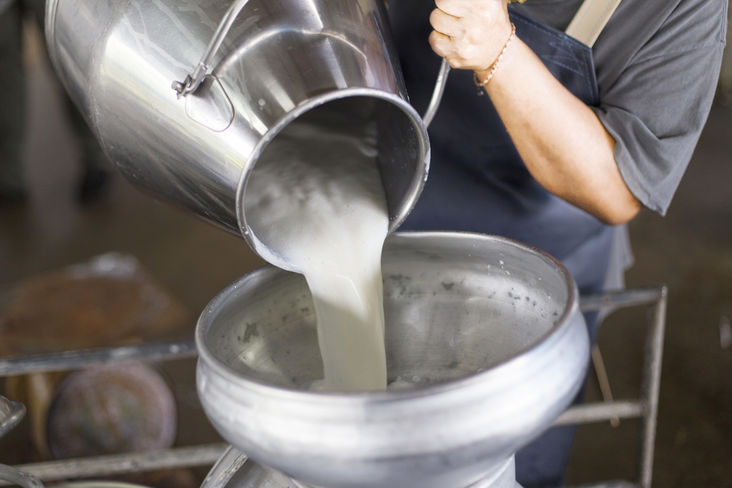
[{"left": 1, "top": 23, "right": 731, "bottom": 488}]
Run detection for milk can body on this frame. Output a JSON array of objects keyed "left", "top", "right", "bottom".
[{"left": 45, "top": 0, "right": 429, "bottom": 264}]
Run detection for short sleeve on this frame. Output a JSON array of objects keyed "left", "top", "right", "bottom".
[{"left": 591, "top": 0, "right": 727, "bottom": 215}]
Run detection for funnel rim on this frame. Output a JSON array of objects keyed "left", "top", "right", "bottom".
[
  {"left": 195, "top": 231, "right": 581, "bottom": 404},
  {"left": 234, "top": 87, "right": 430, "bottom": 271}
]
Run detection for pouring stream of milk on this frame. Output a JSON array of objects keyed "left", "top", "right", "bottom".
[{"left": 245, "top": 109, "right": 388, "bottom": 392}]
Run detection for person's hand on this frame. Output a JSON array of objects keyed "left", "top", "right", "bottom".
[{"left": 428, "top": 0, "right": 513, "bottom": 72}]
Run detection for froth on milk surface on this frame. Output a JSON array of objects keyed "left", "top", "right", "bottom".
[{"left": 245, "top": 107, "right": 389, "bottom": 392}]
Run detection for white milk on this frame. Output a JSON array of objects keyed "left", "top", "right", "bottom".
[{"left": 245, "top": 110, "right": 388, "bottom": 392}]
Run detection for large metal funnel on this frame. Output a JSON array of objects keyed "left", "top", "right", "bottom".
[{"left": 195, "top": 232, "right": 590, "bottom": 488}]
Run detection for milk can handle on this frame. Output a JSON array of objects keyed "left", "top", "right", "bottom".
[
  {"left": 422, "top": 59, "right": 450, "bottom": 128},
  {"left": 173, "top": 0, "right": 452, "bottom": 125},
  {"left": 172, "top": 0, "right": 251, "bottom": 97}
]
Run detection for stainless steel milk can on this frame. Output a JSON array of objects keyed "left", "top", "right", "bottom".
[{"left": 45, "top": 0, "right": 432, "bottom": 262}]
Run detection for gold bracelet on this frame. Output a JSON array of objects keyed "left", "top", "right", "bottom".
[{"left": 473, "top": 22, "right": 517, "bottom": 88}]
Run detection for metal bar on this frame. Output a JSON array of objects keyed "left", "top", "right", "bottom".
[
  {"left": 638, "top": 287, "right": 667, "bottom": 488},
  {"left": 554, "top": 401, "right": 644, "bottom": 426},
  {"left": 0, "top": 444, "right": 228, "bottom": 485},
  {"left": 0, "top": 340, "right": 197, "bottom": 377},
  {"left": 591, "top": 345, "right": 620, "bottom": 427},
  {"left": 566, "top": 482, "right": 638, "bottom": 488},
  {"left": 580, "top": 288, "right": 664, "bottom": 313}
]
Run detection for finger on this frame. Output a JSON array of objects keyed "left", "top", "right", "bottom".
[
  {"left": 428, "top": 30, "right": 454, "bottom": 59},
  {"left": 429, "top": 8, "right": 462, "bottom": 37},
  {"left": 434, "top": 0, "right": 466, "bottom": 18}
]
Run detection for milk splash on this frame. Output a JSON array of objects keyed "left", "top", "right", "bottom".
[{"left": 244, "top": 108, "right": 388, "bottom": 392}]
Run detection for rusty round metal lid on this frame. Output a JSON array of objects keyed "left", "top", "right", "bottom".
[
  {"left": 46, "top": 363, "right": 176, "bottom": 459},
  {"left": 0, "top": 253, "right": 191, "bottom": 356}
]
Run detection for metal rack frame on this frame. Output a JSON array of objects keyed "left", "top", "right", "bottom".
[{"left": 0, "top": 287, "right": 667, "bottom": 488}]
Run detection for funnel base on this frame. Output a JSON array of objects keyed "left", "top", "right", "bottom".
[{"left": 220, "top": 455, "right": 521, "bottom": 488}]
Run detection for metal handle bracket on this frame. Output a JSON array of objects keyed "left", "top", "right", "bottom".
[{"left": 172, "top": 0, "right": 251, "bottom": 97}]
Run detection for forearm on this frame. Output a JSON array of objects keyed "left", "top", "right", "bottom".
[
  {"left": 428, "top": 0, "right": 642, "bottom": 225},
  {"left": 481, "top": 38, "right": 641, "bottom": 224}
]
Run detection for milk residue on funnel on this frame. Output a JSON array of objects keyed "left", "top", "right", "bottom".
[{"left": 244, "top": 107, "right": 388, "bottom": 392}]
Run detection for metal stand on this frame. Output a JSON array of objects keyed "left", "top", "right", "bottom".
[
  {"left": 0, "top": 287, "right": 667, "bottom": 488},
  {"left": 558, "top": 286, "right": 668, "bottom": 488}
]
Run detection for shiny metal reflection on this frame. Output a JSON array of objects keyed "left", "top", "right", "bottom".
[{"left": 46, "top": 0, "right": 431, "bottom": 264}]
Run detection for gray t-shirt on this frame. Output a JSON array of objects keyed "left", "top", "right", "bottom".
[{"left": 514, "top": 0, "right": 728, "bottom": 215}]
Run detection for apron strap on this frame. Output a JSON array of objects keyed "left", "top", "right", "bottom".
[{"left": 565, "top": 0, "right": 622, "bottom": 47}]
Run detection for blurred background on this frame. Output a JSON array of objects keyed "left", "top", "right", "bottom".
[{"left": 0, "top": 9, "right": 730, "bottom": 488}]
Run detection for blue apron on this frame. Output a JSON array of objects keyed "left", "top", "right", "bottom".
[
  {"left": 389, "top": 4, "right": 612, "bottom": 486},
  {"left": 390, "top": 4, "right": 614, "bottom": 298}
]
